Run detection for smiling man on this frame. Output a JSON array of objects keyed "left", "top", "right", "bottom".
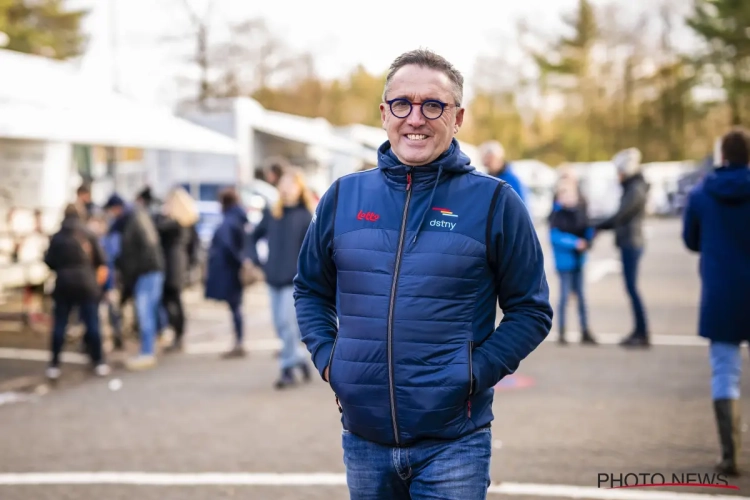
[{"left": 294, "top": 49, "right": 552, "bottom": 499}]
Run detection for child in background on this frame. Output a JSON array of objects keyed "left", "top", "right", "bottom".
[{"left": 548, "top": 172, "right": 597, "bottom": 346}]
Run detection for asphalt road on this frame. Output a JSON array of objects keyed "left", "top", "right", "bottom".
[{"left": 1, "top": 218, "right": 749, "bottom": 500}]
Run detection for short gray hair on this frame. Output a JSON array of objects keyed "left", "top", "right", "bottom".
[{"left": 382, "top": 49, "right": 464, "bottom": 106}]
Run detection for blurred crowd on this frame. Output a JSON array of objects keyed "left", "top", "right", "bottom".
[{"left": 42, "top": 159, "right": 319, "bottom": 390}]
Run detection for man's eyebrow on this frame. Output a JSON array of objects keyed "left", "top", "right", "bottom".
[{"left": 388, "top": 94, "right": 443, "bottom": 101}]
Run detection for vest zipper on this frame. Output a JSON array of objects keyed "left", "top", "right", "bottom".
[{"left": 386, "top": 169, "right": 413, "bottom": 445}]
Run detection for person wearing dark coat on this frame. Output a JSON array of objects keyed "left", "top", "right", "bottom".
[
  {"left": 247, "top": 169, "right": 314, "bottom": 389},
  {"left": 594, "top": 148, "right": 651, "bottom": 348},
  {"left": 104, "top": 193, "right": 165, "bottom": 371},
  {"left": 154, "top": 213, "right": 190, "bottom": 351},
  {"left": 682, "top": 128, "right": 750, "bottom": 477},
  {"left": 44, "top": 204, "right": 110, "bottom": 380},
  {"left": 204, "top": 188, "right": 248, "bottom": 358}
]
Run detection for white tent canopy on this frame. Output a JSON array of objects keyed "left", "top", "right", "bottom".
[{"left": 0, "top": 49, "right": 238, "bottom": 155}]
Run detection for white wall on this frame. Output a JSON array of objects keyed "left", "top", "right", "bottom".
[{"left": 0, "top": 139, "right": 74, "bottom": 212}]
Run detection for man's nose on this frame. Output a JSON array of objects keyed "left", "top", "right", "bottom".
[{"left": 405, "top": 105, "right": 426, "bottom": 127}]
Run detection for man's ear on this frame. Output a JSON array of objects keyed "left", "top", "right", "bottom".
[{"left": 454, "top": 107, "right": 465, "bottom": 134}]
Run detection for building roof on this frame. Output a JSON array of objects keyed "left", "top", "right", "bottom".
[{"left": 0, "top": 49, "right": 238, "bottom": 154}]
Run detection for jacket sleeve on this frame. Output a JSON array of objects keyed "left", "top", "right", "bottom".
[
  {"left": 245, "top": 209, "right": 269, "bottom": 266},
  {"left": 224, "top": 221, "right": 245, "bottom": 268},
  {"left": 43, "top": 236, "right": 58, "bottom": 271},
  {"left": 682, "top": 190, "right": 701, "bottom": 252},
  {"left": 550, "top": 228, "right": 580, "bottom": 250},
  {"left": 472, "top": 185, "right": 553, "bottom": 394},
  {"left": 293, "top": 183, "right": 338, "bottom": 380},
  {"left": 595, "top": 183, "right": 646, "bottom": 230},
  {"left": 186, "top": 225, "right": 200, "bottom": 267}
]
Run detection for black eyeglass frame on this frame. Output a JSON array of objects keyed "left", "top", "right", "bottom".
[{"left": 385, "top": 98, "right": 460, "bottom": 120}]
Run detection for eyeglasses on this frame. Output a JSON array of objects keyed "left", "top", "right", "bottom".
[{"left": 385, "top": 98, "right": 458, "bottom": 120}]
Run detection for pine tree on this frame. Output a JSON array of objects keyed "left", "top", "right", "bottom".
[
  {"left": 0, "top": 0, "right": 88, "bottom": 60},
  {"left": 687, "top": 0, "right": 750, "bottom": 125}
]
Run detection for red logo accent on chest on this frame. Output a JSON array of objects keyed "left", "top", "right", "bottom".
[{"left": 357, "top": 210, "right": 380, "bottom": 222}]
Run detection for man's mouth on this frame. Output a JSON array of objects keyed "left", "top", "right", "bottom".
[{"left": 405, "top": 134, "right": 428, "bottom": 141}]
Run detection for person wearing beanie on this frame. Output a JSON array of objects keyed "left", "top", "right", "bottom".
[
  {"left": 682, "top": 128, "right": 750, "bottom": 476},
  {"left": 594, "top": 147, "right": 651, "bottom": 348}
]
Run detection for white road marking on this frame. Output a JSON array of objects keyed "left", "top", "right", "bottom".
[
  {"left": 546, "top": 332, "right": 708, "bottom": 347},
  {"left": 0, "top": 473, "right": 744, "bottom": 499},
  {"left": 0, "top": 348, "right": 88, "bottom": 364},
  {"left": 0, "top": 392, "right": 37, "bottom": 407},
  {"left": 184, "top": 338, "right": 281, "bottom": 355},
  {"left": 586, "top": 258, "right": 622, "bottom": 284},
  {"left": 0, "top": 332, "right": 709, "bottom": 366}
]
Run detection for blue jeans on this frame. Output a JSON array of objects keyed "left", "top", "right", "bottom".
[
  {"left": 134, "top": 272, "right": 164, "bottom": 356},
  {"left": 269, "top": 285, "right": 307, "bottom": 370},
  {"left": 342, "top": 427, "right": 492, "bottom": 499},
  {"left": 710, "top": 341, "right": 746, "bottom": 400},
  {"left": 227, "top": 295, "right": 243, "bottom": 344},
  {"left": 103, "top": 294, "right": 122, "bottom": 339},
  {"left": 51, "top": 299, "right": 102, "bottom": 367},
  {"left": 558, "top": 269, "right": 588, "bottom": 332},
  {"left": 620, "top": 246, "right": 648, "bottom": 336}
]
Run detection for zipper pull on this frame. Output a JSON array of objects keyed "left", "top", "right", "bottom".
[
  {"left": 467, "top": 400, "right": 472, "bottom": 418},
  {"left": 407, "top": 171, "right": 412, "bottom": 191}
]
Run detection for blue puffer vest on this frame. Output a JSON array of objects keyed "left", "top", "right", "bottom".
[{"left": 294, "top": 139, "right": 552, "bottom": 446}]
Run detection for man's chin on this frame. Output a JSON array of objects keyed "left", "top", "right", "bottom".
[{"left": 394, "top": 148, "right": 437, "bottom": 167}]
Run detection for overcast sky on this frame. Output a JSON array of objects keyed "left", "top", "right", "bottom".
[{"left": 70, "top": 0, "right": 685, "bottom": 110}]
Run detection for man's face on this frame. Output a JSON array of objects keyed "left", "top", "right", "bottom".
[
  {"left": 380, "top": 65, "right": 464, "bottom": 167},
  {"left": 78, "top": 192, "right": 91, "bottom": 203}
]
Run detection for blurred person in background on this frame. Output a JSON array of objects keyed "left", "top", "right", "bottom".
[
  {"left": 104, "top": 193, "right": 165, "bottom": 370},
  {"left": 75, "top": 183, "right": 97, "bottom": 222},
  {"left": 682, "top": 128, "right": 750, "bottom": 477},
  {"left": 593, "top": 148, "right": 650, "bottom": 348},
  {"left": 135, "top": 186, "right": 161, "bottom": 216},
  {"left": 204, "top": 188, "right": 248, "bottom": 358},
  {"left": 247, "top": 168, "right": 314, "bottom": 389},
  {"left": 548, "top": 171, "right": 596, "bottom": 345},
  {"left": 90, "top": 213, "right": 124, "bottom": 351},
  {"left": 479, "top": 140, "right": 527, "bottom": 204},
  {"left": 43, "top": 204, "right": 110, "bottom": 380},
  {"left": 154, "top": 187, "right": 200, "bottom": 353},
  {"left": 261, "top": 156, "right": 290, "bottom": 187}
]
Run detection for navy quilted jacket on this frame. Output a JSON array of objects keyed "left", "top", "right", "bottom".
[{"left": 293, "top": 139, "right": 552, "bottom": 446}]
